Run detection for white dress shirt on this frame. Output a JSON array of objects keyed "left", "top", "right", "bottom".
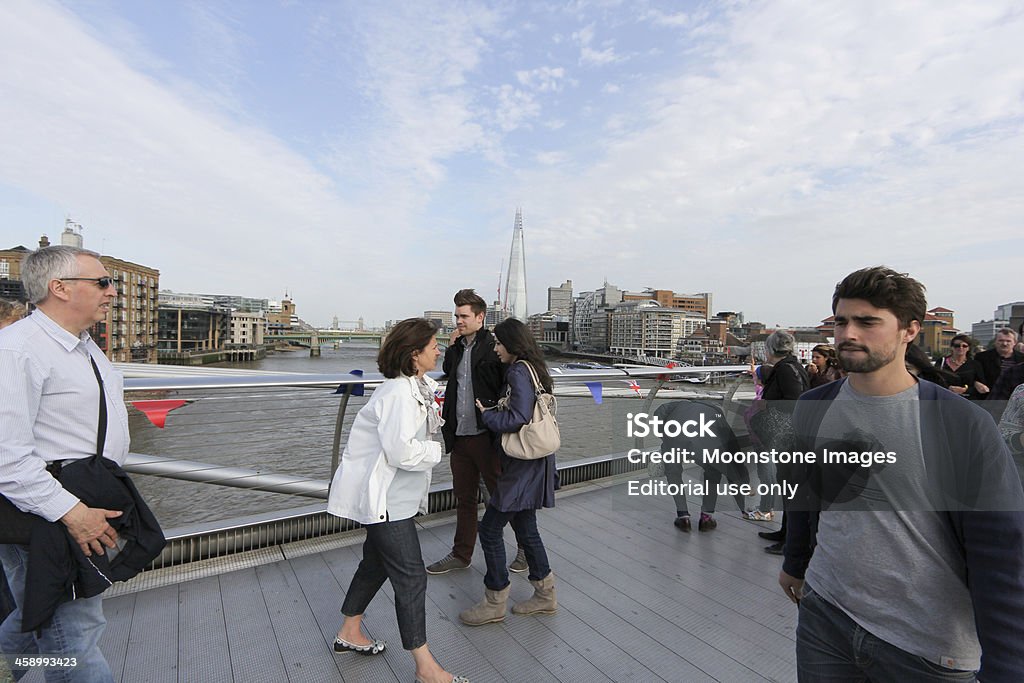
[{"left": 0, "top": 310, "right": 130, "bottom": 522}]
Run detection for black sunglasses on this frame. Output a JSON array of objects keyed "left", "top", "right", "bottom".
[
  {"left": 951, "top": 343, "right": 969, "bottom": 348},
  {"left": 62, "top": 277, "right": 115, "bottom": 289}
]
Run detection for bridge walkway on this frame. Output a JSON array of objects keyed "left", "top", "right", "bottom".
[{"left": 29, "top": 476, "right": 798, "bottom": 682}]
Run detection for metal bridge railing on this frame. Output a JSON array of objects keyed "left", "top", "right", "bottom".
[{"left": 121, "top": 365, "right": 752, "bottom": 570}]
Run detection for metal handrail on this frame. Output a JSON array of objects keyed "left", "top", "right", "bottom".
[
  {"left": 116, "top": 365, "right": 754, "bottom": 570},
  {"left": 122, "top": 364, "right": 751, "bottom": 392}
]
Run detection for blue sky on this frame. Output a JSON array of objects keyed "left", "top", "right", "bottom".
[{"left": 1, "top": 0, "right": 1021, "bottom": 329}]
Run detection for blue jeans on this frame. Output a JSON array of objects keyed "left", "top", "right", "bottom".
[
  {"left": 0, "top": 544, "right": 113, "bottom": 683},
  {"left": 797, "top": 585, "right": 976, "bottom": 682},
  {"left": 756, "top": 461, "right": 777, "bottom": 512},
  {"left": 478, "top": 505, "right": 551, "bottom": 591},
  {"left": 341, "top": 517, "right": 427, "bottom": 651}
]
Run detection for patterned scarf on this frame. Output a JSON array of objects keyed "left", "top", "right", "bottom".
[{"left": 415, "top": 376, "right": 444, "bottom": 435}]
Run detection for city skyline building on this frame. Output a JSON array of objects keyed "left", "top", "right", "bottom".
[
  {"left": 99, "top": 254, "right": 160, "bottom": 363},
  {"left": 994, "top": 302, "right": 1024, "bottom": 338},
  {"left": 972, "top": 319, "right": 1011, "bottom": 347},
  {"left": 608, "top": 300, "right": 706, "bottom": 357},
  {"left": 622, "top": 288, "right": 712, "bottom": 319},
  {"left": 485, "top": 300, "right": 508, "bottom": 328},
  {"left": 60, "top": 219, "right": 84, "bottom": 248},
  {"left": 547, "top": 279, "right": 573, "bottom": 316},
  {"left": 229, "top": 310, "right": 266, "bottom": 347},
  {"left": 0, "top": 245, "right": 28, "bottom": 302},
  {"left": 423, "top": 310, "right": 454, "bottom": 329},
  {"left": 503, "top": 208, "right": 528, "bottom": 320}
]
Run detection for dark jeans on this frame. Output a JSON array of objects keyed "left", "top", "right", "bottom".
[
  {"left": 665, "top": 463, "right": 745, "bottom": 516},
  {"left": 450, "top": 434, "right": 501, "bottom": 563},
  {"left": 341, "top": 517, "right": 427, "bottom": 651},
  {"left": 797, "top": 585, "right": 976, "bottom": 682},
  {"left": 478, "top": 505, "right": 551, "bottom": 591}
]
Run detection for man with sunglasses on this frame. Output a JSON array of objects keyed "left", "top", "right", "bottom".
[{"left": 0, "top": 246, "right": 127, "bottom": 681}]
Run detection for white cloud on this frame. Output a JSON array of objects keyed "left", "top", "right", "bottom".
[
  {"left": 336, "top": 3, "right": 501, "bottom": 188},
  {"left": 640, "top": 8, "right": 690, "bottom": 27},
  {"left": 493, "top": 85, "right": 541, "bottom": 132},
  {"left": 516, "top": 66, "right": 567, "bottom": 92},
  {"left": 513, "top": 1, "right": 1024, "bottom": 326},
  {"left": 0, "top": 1, "right": 380, "bottom": 322},
  {"left": 1, "top": 0, "right": 1021, "bottom": 330},
  {"left": 535, "top": 151, "right": 568, "bottom": 165},
  {"left": 581, "top": 45, "right": 620, "bottom": 66}
]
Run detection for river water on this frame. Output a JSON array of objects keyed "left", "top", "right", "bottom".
[{"left": 129, "top": 345, "right": 736, "bottom": 530}]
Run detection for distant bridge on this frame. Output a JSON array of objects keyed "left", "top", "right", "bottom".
[
  {"left": 267, "top": 329, "right": 452, "bottom": 351},
  {"left": 269, "top": 330, "right": 384, "bottom": 345}
]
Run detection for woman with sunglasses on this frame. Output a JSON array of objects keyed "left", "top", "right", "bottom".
[{"left": 935, "top": 334, "right": 980, "bottom": 397}]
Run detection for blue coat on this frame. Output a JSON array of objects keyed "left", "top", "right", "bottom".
[{"left": 480, "top": 362, "right": 557, "bottom": 512}]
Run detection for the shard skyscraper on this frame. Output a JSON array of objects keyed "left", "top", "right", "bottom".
[{"left": 503, "top": 208, "right": 528, "bottom": 320}]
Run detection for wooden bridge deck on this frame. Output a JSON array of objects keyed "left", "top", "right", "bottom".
[{"left": 23, "top": 476, "right": 798, "bottom": 682}]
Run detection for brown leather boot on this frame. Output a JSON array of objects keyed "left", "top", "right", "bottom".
[
  {"left": 459, "top": 586, "right": 509, "bottom": 626},
  {"left": 512, "top": 572, "right": 557, "bottom": 615}
]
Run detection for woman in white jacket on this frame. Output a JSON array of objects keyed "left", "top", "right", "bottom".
[{"left": 327, "top": 318, "right": 468, "bottom": 683}]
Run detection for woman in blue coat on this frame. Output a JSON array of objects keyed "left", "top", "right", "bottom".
[{"left": 459, "top": 318, "right": 557, "bottom": 626}]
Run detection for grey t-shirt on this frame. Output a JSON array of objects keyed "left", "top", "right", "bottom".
[
  {"left": 454, "top": 335, "right": 485, "bottom": 437},
  {"left": 805, "top": 381, "right": 980, "bottom": 671}
]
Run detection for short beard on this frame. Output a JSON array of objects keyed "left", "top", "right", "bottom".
[{"left": 837, "top": 343, "right": 898, "bottom": 374}]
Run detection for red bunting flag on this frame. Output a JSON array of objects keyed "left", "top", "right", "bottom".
[
  {"left": 656, "top": 361, "right": 677, "bottom": 382},
  {"left": 131, "top": 400, "right": 188, "bottom": 429}
]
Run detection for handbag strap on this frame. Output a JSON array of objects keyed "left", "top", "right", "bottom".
[
  {"left": 516, "top": 360, "right": 544, "bottom": 395},
  {"left": 88, "top": 354, "right": 108, "bottom": 463}
]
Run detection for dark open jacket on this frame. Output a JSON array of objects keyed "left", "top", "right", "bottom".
[
  {"left": 975, "top": 348, "right": 1024, "bottom": 398},
  {"left": 991, "top": 362, "right": 1024, "bottom": 402},
  {"left": 761, "top": 354, "right": 810, "bottom": 403},
  {"left": 440, "top": 328, "right": 504, "bottom": 453},
  {"left": 783, "top": 378, "right": 1024, "bottom": 682}
]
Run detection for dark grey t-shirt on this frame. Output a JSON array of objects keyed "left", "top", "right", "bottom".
[
  {"left": 454, "top": 335, "right": 484, "bottom": 437},
  {"left": 805, "top": 381, "right": 980, "bottom": 671}
]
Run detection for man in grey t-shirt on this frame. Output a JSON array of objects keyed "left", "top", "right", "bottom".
[{"left": 779, "top": 266, "right": 1024, "bottom": 682}]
